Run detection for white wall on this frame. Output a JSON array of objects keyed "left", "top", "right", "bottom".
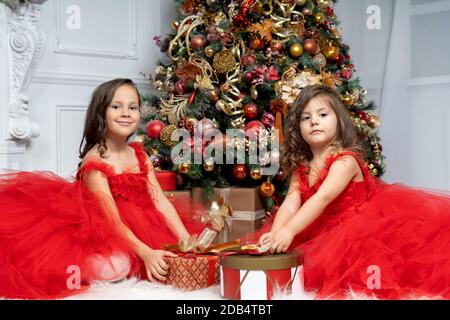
[
  {"left": 337, "top": 0, "right": 450, "bottom": 190},
  {"left": 25, "top": 0, "right": 175, "bottom": 177},
  {"left": 335, "top": 0, "right": 394, "bottom": 109}
]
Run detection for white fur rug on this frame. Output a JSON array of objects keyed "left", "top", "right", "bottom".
[
  {"left": 64, "top": 278, "right": 437, "bottom": 300},
  {"left": 65, "top": 278, "right": 316, "bottom": 300}
]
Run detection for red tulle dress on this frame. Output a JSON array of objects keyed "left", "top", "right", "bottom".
[
  {"left": 0, "top": 142, "right": 202, "bottom": 300},
  {"left": 249, "top": 151, "right": 450, "bottom": 299}
]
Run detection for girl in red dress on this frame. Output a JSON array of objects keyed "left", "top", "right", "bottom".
[
  {"left": 256, "top": 84, "right": 450, "bottom": 299},
  {"left": 0, "top": 79, "right": 202, "bottom": 299}
]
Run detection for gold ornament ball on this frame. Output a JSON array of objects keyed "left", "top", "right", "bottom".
[
  {"left": 341, "top": 94, "right": 355, "bottom": 107},
  {"left": 324, "top": 45, "right": 340, "bottom": 61},
  {"left": 368, "top": 115, "right": 381, "bottom": 129},
  {"left": 250, "top": 167, "right": 262, "bottom": 180},
  {"left": 203, "top": 159, "right": 215, "bottom": 172},
  {"left": 213, "top": 49, "right": 236, "bottom": 74},
  {"left": 186, "top": 117, "right": 198, "bottom": 130},
  {"left": 178, "top": 163, "right": 191, "bottom": 175},
  {"left": 209, "top": 88, "right": 220, "bottom": 103},
  {"left": 313, "top": 12, "right": 326, "bottom": 24},
  {"left": 172, "top": 20, "right": 180, "bottom": 30},
  {"left": 296, "top": 0, "right": 306, "bottom": 5},
  {"left": 260, "top": 181, "right": 275, "bottom": 198},
  {"left": 160, "top": 125, "right": 178, "bottom": 147},
  {"left": 289, "top": 43, "right": 303, "bottom": 58},
  {"left": 316, "top": 0, "right": 331, "bottom": 8},
  {"left": 204, "top": 46, "right": 216, "bottom": 58}
]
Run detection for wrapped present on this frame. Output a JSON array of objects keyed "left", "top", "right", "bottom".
[
  {"left": 164, "top": 190, "right": 191, "bottom": 201},
  {"left": 162, "top": 241, "right": 271, "bottom": 291},
  {"left": 220, "top": 252, "right": 304, "bottom": 300},
  {"left": 192, "top": 187, "right": 263, "bottom": 212},
  {"left": 155, "top": 171, "right": 176, "bottom": 191},
  {"left": 164, "top": 190, "right": 192, "bottom": 210},
  {"left": 199, "top": 189, "right": 233, "bottom": 246},
  {"left": 193, "top": 187, "right": 266, "bottom": 244},
  {"left": 164, "top": 254, "right": 220, "bottom": 291},
  {"left": 228, "top": 218, "right": 266, "bottom": 242}
]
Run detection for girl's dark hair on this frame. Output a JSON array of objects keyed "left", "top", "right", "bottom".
[
  {"left": 78, "top": 79, "right": 141, "bottom": 163},
  {"left": 282, "top": 84, "right": 365, "bottom": 177}
]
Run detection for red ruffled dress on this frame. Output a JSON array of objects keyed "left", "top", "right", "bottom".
[
  {"left": 0, "top": 142, "right": 202, "bottom": 299},
  {"left": 249, "top": 151, "right": 450, "bottom": 299}
]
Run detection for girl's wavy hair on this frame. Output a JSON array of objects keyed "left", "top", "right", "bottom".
[
  {"left": 282, "top": 84, "right": 365, "bottom": 177},
  {"left": 78, "top": 79, "right": 141, "bottom": 165}
]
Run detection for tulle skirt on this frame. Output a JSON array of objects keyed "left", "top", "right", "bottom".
[
  {"left": 0, "top": 171, "right": 203, "bottom": 299},
  {"left": 246, "top": 183, "right": 450, "bottom": 299}
]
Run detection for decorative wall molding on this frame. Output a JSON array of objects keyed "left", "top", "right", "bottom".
[
  {"left": 33, "top": 70, "right": 152, "bottom": 89},
  {"left": 55, "top": 104, "right": 86, "bottom": 175},
  {"left": 1, "top": 0, "right": 47, "bottom": 142},
  {"left": 52, "top": 0, "right": 138, "bottom": 60},
  {"left": 0, "top": 140, "right": 26, "bottom": 154}
]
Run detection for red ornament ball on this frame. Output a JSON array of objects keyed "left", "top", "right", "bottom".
[
  {"left": 270, "top": 41, "right": 285, "bottom": 54},
  {"left": 245, "top": 120, "right": 266, "bottom": 139},
  {"left": 244, "top": 102, "right": 259, "bottom": 119},
  {"left": 303, "top": 39, "right": 318, "bottom": 55},
  {"left": 243, "top": 71, "right": 255, "bottom": 83},
  {"left": 241, "top": 54, "right": 256, "bottom": 67},
  {"left": 357, "top": 111, "right": 368, "bottom": 122},
  {"left": 233, "top": 164, "right": 248, "bottom": 181},
  {"left": 190, "top": 35, "right": 207, "bottom": 50},
  {"left": 275, "top": 168, "right": 286, "bottom": 183},
  {"left": 250, "top": 38, "right": 265, "bottom": 50},
  {"left": 146, "top": 120, "right": 165, "bottom": 139},
  {"left": 336, "top": 54, "right": 345, "bottom": 66}
]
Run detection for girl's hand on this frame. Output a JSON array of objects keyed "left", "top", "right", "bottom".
[
  {"left": 141, "top": 249, "right": 178, "bottom": 282},
  {"left": 270, "top": 227, "right": 295, "bottom": 254}
]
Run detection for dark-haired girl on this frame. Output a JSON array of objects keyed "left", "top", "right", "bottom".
[
  {"left": 256, "top": 84, "right": 450, "bottom": 299},
  {"left": 0, "top": 79, "right": 202, "bottom": 299}
]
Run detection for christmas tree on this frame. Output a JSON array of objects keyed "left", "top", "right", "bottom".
[{"left": 139, "top": 0, "right": 385, "bottom": 215}]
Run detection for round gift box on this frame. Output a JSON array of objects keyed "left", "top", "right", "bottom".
[{"left": 220, "top": 252, "right": 304, "bottom": 300}]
